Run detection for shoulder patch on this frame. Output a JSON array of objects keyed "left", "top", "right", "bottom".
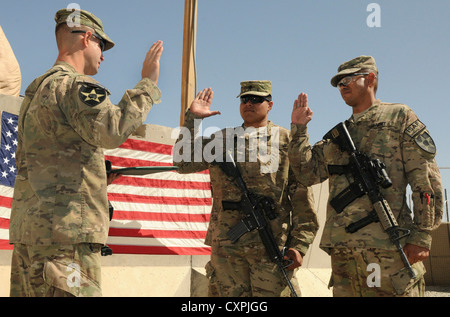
[
  {"left": 405, "top": 120, "right": 425, "bottom": 138},
  {"left": 78, "top": 82, "right": 109, "bottom": 107},
  {"left": 414, "top": 130, "right": 436, "bottom": 154}
]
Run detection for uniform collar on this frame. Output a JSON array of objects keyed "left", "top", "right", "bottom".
[
  {"left": 241, "top": 120, "right": 274, "bottom": 130},
  {"left": 53, "top": 61, "right": 79, "bottom": 74},
  {"left": 348, "top": 99, "right": 382, "bottom": 123}
]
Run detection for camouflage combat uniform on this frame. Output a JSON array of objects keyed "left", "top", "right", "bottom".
[
  {"left": 289, "top": 57, "right": 443, "bottom": 297},
  {"left": 174, "top": 81, "right": 318, "bottom": 297},
  {"left": 9, "top": 9, "right": 161, "bottom": 297}
]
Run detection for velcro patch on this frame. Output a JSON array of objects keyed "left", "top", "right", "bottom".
[
  {"left": 405, "top": 120, "right": 426, "bottom": 138},
  {"left": 78, "top": 83, "right": 108, "bottom": 107},
  {"left": 414, "top": 131, "right": 436, "bottom": 154}
]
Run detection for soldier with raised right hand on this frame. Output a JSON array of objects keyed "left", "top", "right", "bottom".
[
  {"left": 9, "top": 8, "right": 163, "bottom": 297},
  {"left": 289, "top": 56, "right": 443, "bottom": 297},
  {"left": 174, "top": 81, "right": 318, "bottom": 297}
]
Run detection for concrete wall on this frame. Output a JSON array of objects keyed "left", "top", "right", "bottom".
[
  {"left": 423, "top": 223, "right": 450, "bottom": 286},
  {"left": 0, "top": 251, "right": 332, "bottom": 297},
  {"left": 0, "top": 94, "right": 22, "bottom": 114}
]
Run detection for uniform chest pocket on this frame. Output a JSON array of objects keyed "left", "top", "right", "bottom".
[{"left": 362, "top": 122, "right": 400, "bottom": 158}]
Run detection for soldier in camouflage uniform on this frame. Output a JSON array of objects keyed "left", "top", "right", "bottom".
[
  {"left": 173, "top": 81, "right": 319, "bottom": 297},
  {"left": 9, "top": 9, "right": 163, "bottom": 296},
  {"left": 288, "top": 56, "right": 443, "bottom": 297}
]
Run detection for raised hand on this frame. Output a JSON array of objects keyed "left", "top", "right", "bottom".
[
  {"left": 189, "top": 88, "right": 220, "bottom": 118},
  {"left": 291, "top": 92, "right": 313, "bottom": 125},
  {"left": 141, "top": 40, "right": 164, "bottom": 84}
]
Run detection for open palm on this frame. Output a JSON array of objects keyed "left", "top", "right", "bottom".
[
  {"left": 189, "top": 88, "right": 220, "bottom": 118},
  {"left": 291, "top": 92, "right": 313, "bottom": 125}
]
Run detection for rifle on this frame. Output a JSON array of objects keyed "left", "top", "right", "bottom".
[
  {"left": 324, "top": 122, "right": 416, "bottom": 279},
  {"left": 218, "top": 151, "right": 298, "bottom": 297},
  {"left": 101, "top": 160, "right": 115, "bottom": 256}
]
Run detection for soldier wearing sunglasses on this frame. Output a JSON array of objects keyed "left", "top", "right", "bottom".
[
  {"left": 174, "top": 81, "right": 318, "bottom": 297},
  {"left": 289, "top": 56, "right": 443, "bottom": 297},
  {"left": 9, "top": 8, "right": 164, "bottom": 297}
]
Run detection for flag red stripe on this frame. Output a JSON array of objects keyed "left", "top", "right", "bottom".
[
  {"left": 105, "top": 155, "right": 173, "bottom": 168},
  {"left": 108, "top": 244, "right": 210, "bottom": 255},
  {"left": 118, "top": 139, "right": 174, "bottom": 155},
  {"left": 108, "top": 193, "right": 212, "bottom": 206},
  {"left": 0, "top": 196, "right": 12, "bottom": 208},
  {"left": 112, "top": 210, "right": 210, "bottom": 223},
  {"left": 111, "top": 175, "right": 211, "bottom": 190},
  {"left": 0, "top": 217, "right": 9, "bottom": 229},
  {"left": 108, "top": 227, "right": 206, "bottom": 239},
  {"left": 0, "top": 240, "right": 13, "bottom": 250}
]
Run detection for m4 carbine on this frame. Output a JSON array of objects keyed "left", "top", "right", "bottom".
[
  {"left": 218, "top": 152, "right": 298, "bottom": 297},
  {"left": 324, "top": 122, "right": 416, "bottom": 279}
]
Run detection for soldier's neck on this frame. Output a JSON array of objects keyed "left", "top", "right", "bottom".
[
  {"left": 351, "top": 94, "right": 376, "bottom": 114},
  {"left": 243, "top": 118, "right": 269, "bottom": 128},
  {"left": 56, "top": 52, "right": 86, "bottom": 75}
]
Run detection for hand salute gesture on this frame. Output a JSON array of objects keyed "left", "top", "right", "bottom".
[
  {"left": 141, "top": 40, "right": 164, "bottom": 84},
  {"left": 291, "top": 92, "right": 313, "bottom": 125},
  {"left": 189, "top": 88, "right": 220, "bottom": 118}
]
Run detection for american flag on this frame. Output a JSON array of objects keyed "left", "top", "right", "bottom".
[
  {"left": 0, "top": 111, "right": 18, "bottom": 250},
  {"left": 104, "top": 137, "right": 212, "bottom": 255},
  {"left": 0, "top": 110, "right": 212, "bottom": 255}
]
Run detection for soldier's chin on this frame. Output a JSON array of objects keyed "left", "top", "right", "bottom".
[{"left": 86, "top": 68, "right": 99, "bottom": 76}]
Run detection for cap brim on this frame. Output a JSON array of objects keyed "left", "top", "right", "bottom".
[
  {"left": 95, "top": 30, "right": 115, "bottom": 51},
  {"left": 330, "top": 67, "right": 363, "bottom": 87}
]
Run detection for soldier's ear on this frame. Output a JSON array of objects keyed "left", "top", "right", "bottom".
[{"left": 367, "top": 73, "right": 376, "bottom": 87}]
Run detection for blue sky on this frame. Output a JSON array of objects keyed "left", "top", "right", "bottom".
[{"left": 1, "top": 0, "right": 449, "bottom": 218}]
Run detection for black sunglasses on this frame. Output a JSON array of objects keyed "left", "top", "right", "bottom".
[
  {"left": 240, "top": 95, "right": 271, "bottom": 105},
  {"left": 70, "top": 30, "right": 105, "bottom": 52}
]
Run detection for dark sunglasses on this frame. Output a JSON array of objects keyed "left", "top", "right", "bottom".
[
  {"left": 71, "top": 30, "right": 105, "bottom": 52},
  {"left": 240, "top": 95, "right": 271, "bottom": 105}
]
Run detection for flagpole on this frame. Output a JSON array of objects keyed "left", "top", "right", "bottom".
[{"left": 180, "top": 0, "right": 198, "bottom": 126}]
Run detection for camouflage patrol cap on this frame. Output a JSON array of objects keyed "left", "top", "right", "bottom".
[
  {"left": 330, "top": 56, "right": 377, "bottom": 87},
  {"left": 55, "top": 8, "right": 115, "bottom": 51},
  {"left": 237, "top": 80, "right": 272, "bottom": 98}
]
